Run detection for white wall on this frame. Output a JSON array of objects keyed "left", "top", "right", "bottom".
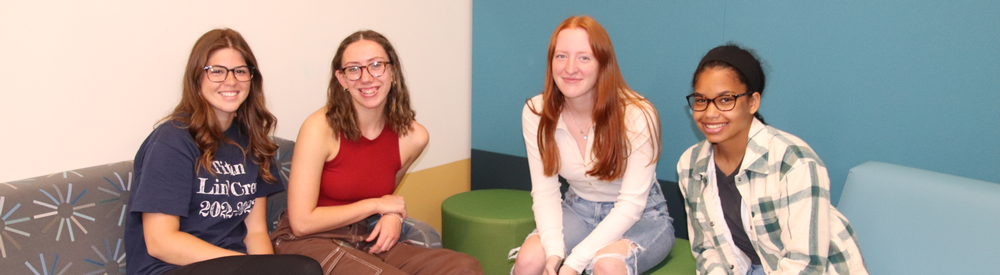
[{"left": 0, "top": 1, "right": 472, "bottom": 182}]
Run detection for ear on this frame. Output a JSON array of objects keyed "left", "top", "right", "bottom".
[
  {"left": 386, "top": 69, "right": 396, "bottom": 92},
  {"left": 335, "top": 70, "right": 349, "bottom": 90},
  {"left": 748, "top": 91, "right": 761, "bottom": 115}
]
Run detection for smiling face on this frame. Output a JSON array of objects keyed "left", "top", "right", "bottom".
[
  {"left": 692, "top": 66, "right": 760, "bottom": 148},
  {"left": 336, "top": 39, "right": 393, "bottom": 112},
  {"left": 551, "top": 28, "right": 599, "bottom": 100},
  {"left": 200, "top": 47, "right": 251, "bottom": 127}
]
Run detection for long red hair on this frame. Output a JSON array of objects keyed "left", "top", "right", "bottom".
[
  {"left": 529, "top": 16, "right": 661, "bottom": 181},
  {"left": 165, "top": 28, "right": 279, "bottom": 183}
]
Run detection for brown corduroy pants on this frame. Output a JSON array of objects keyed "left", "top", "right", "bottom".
[{"left": 271, "top": 213, "right": 484, "bottom": 275}]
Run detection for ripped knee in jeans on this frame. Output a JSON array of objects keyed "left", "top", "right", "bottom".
[{"left": 587, "top": 240, "right": 643, "bottom": 275}]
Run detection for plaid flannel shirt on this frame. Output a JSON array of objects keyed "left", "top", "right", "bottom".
[{"left": 677, "top": 118, "right": 868, "bottom": 275}]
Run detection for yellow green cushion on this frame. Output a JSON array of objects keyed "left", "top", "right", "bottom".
[{"left": 442, "top": 189, "right": 535, "bottom": 275}]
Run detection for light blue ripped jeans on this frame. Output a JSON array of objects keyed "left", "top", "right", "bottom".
[{"left": 520, "top": 181, "right": 676, "bottom": 275}]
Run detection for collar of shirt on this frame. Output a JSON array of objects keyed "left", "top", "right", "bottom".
[{"left": 690, "top": 117, "right": 772, "bottom": 189}]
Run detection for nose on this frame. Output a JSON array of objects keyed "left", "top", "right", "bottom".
[
  {"left": 703, "top": 101, "right": 721, "bottom": 118},
  {"left": 565, "top": 58, "right": 578, "bottom": 74},
  {"left": 557, "top": 56, "right": 579, "bottom": 75},
  {"left": 359, "top": 67, "right": 374, "bottom": 82},
  {"left": 223, "top": 71, "right": 238, "bottom": 85}
]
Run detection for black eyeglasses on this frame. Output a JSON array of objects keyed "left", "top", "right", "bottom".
[
  {"left": 204, "top": 65, "right": 254, "bottom": 82},
  {"left": 686, "top": 92, "right": 752, "bottom": 111},
  {"left": 339, "top": 61, "right": 392, "bottom": 81}
]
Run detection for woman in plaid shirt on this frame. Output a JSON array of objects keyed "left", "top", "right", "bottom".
[{"left": 676, "top": 44, "right": 868, "bottom": 275}]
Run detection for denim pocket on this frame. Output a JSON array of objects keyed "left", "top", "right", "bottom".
[
  {"left": 563, "top": 187, "right": 582, "bottom": 205},
  {"left": 643, "top": 182, "right": 669, "bottom": 214}
]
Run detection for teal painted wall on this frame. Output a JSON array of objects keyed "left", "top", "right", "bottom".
[{"left": 472, "top": 0, "right": 1000, "bottom": 204}]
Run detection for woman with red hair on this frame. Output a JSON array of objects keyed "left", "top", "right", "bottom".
[{"left": 512, "top": 16, "right": 675, "bottom": 275}]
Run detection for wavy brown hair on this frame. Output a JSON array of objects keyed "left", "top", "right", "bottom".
[
  {"left": 165, "top": 28, "right": 278, "bottom": 183},
  {"left": 529, "top": 16, "right": 661, "bottom": 181},
  {"left": 326, "top": 30, "right": 415, "bottom": 140}
]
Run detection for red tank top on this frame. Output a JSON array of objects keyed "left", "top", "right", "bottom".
[{"left": 317, "top": 124, "right": 401, "bottom": 206}]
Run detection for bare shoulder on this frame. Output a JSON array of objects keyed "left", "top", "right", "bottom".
[
  {"left": 401, "top": 120, "right": 429, "bottom": 149},
  {"left": 396, "top": 120, "right": 428, "bottom": 167},
  {"left": 296, "top": 107, "right": 339, "bottom": 160},
  {"left": 301, "top": 108, "right": 330, "bottom": 129},
  {"left": 299, "top": 108, "right": 335, "bottom": 136}
]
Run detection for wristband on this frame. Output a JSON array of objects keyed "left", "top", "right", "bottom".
[{"left": 384, "top": 213, "right": 404, "bottom": 223}]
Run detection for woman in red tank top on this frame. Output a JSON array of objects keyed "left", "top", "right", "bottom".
[{"left": 270, "top": 30, "right": 484, "bottom": 275}]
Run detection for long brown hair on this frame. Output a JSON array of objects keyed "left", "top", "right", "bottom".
[
  {"left": 166, "top": 28, "right": 278, "bottom": 183},
  {"left": 326, "top": 30, "right": 415, "bottom": 140},
  {"left": 530, "top": 16, "right": 661, "bottom": 181}
]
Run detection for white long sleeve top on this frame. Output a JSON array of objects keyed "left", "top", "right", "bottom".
[{"left": 521, "top": 94, "right": 660, "bottom": 272}]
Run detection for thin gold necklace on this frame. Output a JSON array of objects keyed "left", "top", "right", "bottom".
[{"left": 566, "top": 109, "right": 594, "bottom": 140}]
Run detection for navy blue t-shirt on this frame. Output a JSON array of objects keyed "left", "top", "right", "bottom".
[{"left": 124, "top": 121, "right": 283, "bottom": 275}]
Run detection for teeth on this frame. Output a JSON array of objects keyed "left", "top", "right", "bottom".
[
  {"left": 360, "top": 88, "right": 376, "bottom": 95},
  {"left": 706, "top": 123, "right": 725, "bottom": 129},
  {"left": 220, "top": 91, "right": 237, "bottom": 97}
]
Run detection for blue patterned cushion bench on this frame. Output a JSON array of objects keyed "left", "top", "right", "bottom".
[{"left": 0, "top": 137, "right": 441, "bottom": 274}]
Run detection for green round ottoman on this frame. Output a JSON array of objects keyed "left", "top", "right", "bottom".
[{"left": 442, "top": 189, "right": 535, "bottom": 275}]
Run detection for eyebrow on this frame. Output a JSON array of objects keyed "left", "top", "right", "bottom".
[
  {"left": 553, "top": 49, "right": 593, "bottom": 55},
  {"left": 691, "top": 90, "right": 737, "bottom": 97},
  {"left": 342, "top": 57, "right": 389, "bottom": 66},
  {"left": 208, "top": 64, "right": 248, "bottom": 68}
]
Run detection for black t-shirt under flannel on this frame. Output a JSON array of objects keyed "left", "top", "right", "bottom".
[{"left": 716, "top": 161, "right": 761, "bottom": 265}]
